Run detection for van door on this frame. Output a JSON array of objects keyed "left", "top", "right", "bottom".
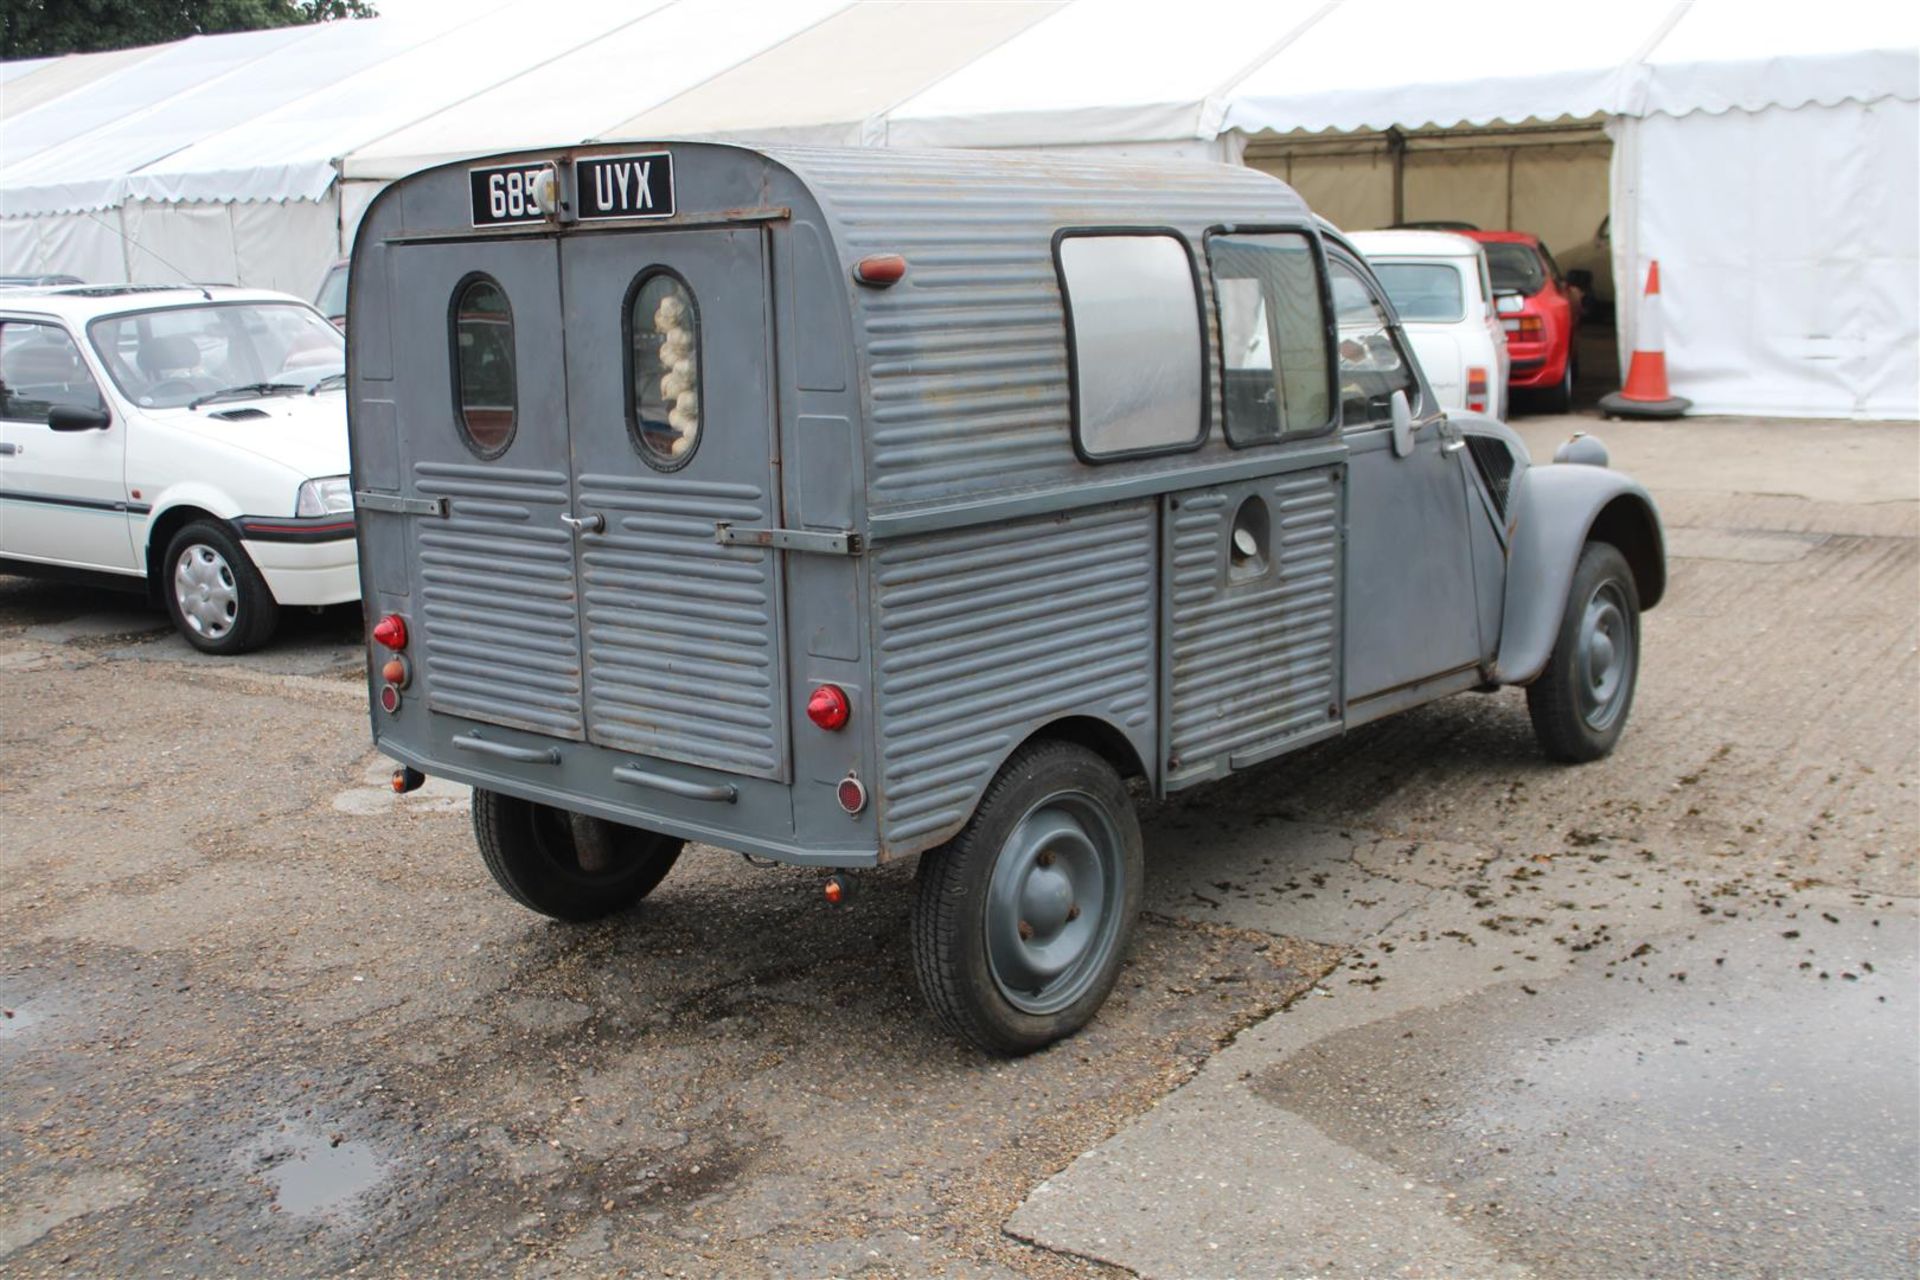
[
  {"left": 387, "top": 239, "right": 588, "bottom": 740},
  {"left": 1328, "top": 253, "right": 1485, "bottom": 703},
  {"left": 557, "top": 228, "right": 790, "bottom": 782}
]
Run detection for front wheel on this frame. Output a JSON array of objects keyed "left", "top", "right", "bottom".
[
  {"left": 162, "top": 520, "right": 279, "bottom": 654},
  {"left": 911, "top": 741, "right": 1143, "bottom": 1055},
  {"left": 472, "top": 789, "right": 684, "bottom": 921},
  {"left": 1527, "top": 541, "right": 1641, "bottom": 762}
]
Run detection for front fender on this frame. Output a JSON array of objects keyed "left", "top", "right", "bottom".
[
  {"left": 1493, "top": 463, "right": 1666, "bottom": 685},
  {"left": 138, "top": 481, "right": 245, "bottom": 550}
]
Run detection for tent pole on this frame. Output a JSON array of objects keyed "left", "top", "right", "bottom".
[{"left": 1387, "top": 128, "right": 1405, "bottom": 224}]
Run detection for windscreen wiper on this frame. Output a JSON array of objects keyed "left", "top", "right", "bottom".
[
  {"left": 189, "top": 382, "right": 305, "bottom": 409},
  {"left": 307, "top": 371, "right": 348, "bottom": 395}
]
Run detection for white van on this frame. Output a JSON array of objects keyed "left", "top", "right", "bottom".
[{"left": 1349, "top": 230, "right": 1509, "bottom": 419}]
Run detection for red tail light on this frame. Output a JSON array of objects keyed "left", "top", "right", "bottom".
[
  {"left": 807, "top": 684, "right": 850, "bottom": 731},
  {"left": 1467, "top": 366, "right": 1489, "bottom": 413},
  {"left": 853, "top": 254, "right": 907, "bottom": 287},
  {"left": 1504, "top": 315, "right": 1545, "bottom": 340},
  {"left": 372, "top": 614, "right": 408, "bottom": 650}
]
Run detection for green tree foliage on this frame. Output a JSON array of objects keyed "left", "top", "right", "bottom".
[{"left": 3, "top": 0, "right": 378, "bottom": 60}]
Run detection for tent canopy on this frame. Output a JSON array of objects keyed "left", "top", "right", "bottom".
[
  {"left": 341, "top": 0, "right": 849, "bottom": 182},
  {"left": 6, "top": 0, "right": 1915, "bottom": 213}
]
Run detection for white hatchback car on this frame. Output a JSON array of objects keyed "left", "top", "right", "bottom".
[
  {"left": 1348, "top": 230, "right": 1510, "bottom": 419},
  {"left": 0, "top": 285, "right": 356, "bottom": 653}
]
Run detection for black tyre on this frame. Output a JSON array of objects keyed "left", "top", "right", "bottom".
[
  {"left": 472, "top": 789, "right": 684, "bottom": 921},
  {"left": 911, "top": 740, "right": 1143, "bottom": 1055},
  {"left": 1527, "top": 541, "right": 1641, "bottom": 763},
  {"left": 161, "top": 520, "right": 279, "bottom": 654},
  {"left": 1542, "top": 353, "right": 1575, "bottom": 413}
]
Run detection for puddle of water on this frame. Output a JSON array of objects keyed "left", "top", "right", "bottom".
[
  {"left": 252, "top": 1126, "right": 388, "bottom": 1219},
  {"left": 0, "top": 998, "right": 54, "bottom": 1036}
]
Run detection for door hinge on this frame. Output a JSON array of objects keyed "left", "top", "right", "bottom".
[
  {"left": 354, "top": 491, "right": 448, "bottom": 518},
  {"left": 714, "top": 523, "right": 861, "bottom": 555}
]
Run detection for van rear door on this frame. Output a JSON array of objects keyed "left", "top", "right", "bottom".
[
  {"left": 558, "top": 227, "right": 790, "bottom": 782},
  {"left": 390, "top": 240, "right": 588, "bottom": 740}
]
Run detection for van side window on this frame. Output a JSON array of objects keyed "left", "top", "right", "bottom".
[
  {"left": 450, "top": 275, "right": 516, "bottom": 457},
  {"left": 626, "top": 272, "right": 701, "bottom": 468},
  {"left": 1055, "top": 231, "right": 1206, "bottom": 460},
  {"left": 1328, "top": 257, "right": 1420, "bottom": 428},
  {"left": 0, "top": 321, "right": 105, "bottom": 423},
  {"left": 1206, "top": 232, "right": 1333, "bottom": 445}
]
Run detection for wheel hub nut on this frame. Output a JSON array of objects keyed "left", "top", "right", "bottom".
[
  {"left": 1018, "top": 919, "right": 1034, "bottom": 941},
  {"left": 1067, "top": 904, "right": 1080, "bottom": 921}
]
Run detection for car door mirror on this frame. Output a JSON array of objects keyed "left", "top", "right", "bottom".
[
  {"left": 47, "top": 404, "right": 111, "bottom": 432},
  {"left": 1389, "top": 389, "right": 1415, "bottom": 458},
  {"left": 1494, "top": 290, "right": 1525, "bottom": 315}
]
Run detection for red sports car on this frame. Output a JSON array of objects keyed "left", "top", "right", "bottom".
[{"left": 1465, "top": 231, "right": 1579, "bottom": 412}]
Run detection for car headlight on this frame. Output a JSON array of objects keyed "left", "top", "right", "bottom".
[{"left": 296, "top": 475, "right": 354, "bottom": 517}]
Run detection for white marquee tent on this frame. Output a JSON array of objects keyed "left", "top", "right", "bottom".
[{"left": 1, "top": 0, "right": 1914, "bottom": 418}]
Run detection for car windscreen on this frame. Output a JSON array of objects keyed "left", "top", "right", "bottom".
[
  {"left": 1483, "top": 243, "right": 1547, "bottom": 296},
  {"left": 316, "top": 264, "right": 348, "bottom": 320},
  {"left": 1370, "top": 262, "right": 1467, "bottom": 323},
  {"left": 88, "top": 302, "right": 344, "bottom": 409}
]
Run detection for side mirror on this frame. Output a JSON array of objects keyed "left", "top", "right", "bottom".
[
  {"left": 1494, "top": 290, "right": 1525, "bottom": 315},
  {"left": 48, "top": 403, "right": 112, "bottom": 432},
  {"left": 1389, "top": 389, "right": 1415, "bottom": 458}
]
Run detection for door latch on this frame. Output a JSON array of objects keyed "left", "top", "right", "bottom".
[
  {"left": 0, "top": 441, "right": 18, "bottom": 456},
  {"left": 561, "top": 512, "right": 606, "bottom": 535}
]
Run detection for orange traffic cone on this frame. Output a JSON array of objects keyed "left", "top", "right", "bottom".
[{"left": 1601, "top": 260, "right": 1691, "bottom": 418}]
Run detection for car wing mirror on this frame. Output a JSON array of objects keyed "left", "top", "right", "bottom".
[
  {"left": 1389, "top": 389, "right": 1415, "bottom": 458},
  {"left": 48, "top": 404, "right": 112, "bottom": 432},
  {"left": 1494, "top": 290, "right": 1525, "bottom": 315}
]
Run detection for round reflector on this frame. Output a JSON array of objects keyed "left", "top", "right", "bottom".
[
  {"left": 836, "top": 775, "right": 867, "bottom": 815},
  {"left": 807, "top": 684, "right": 850, "bottom": 731},
  {"left": 372, "top": 614, "right": 408, "bottom": 650},
  {"left": 378, "top": 683, "right": 402, "bottom": 714}
]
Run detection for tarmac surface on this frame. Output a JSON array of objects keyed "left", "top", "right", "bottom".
[{"left": 1, "top": 411, "right": 1915, "bottom": 1277}]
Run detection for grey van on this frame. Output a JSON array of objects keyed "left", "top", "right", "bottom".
[{"left": 347, "top": 143, "right": 1663, "bottom": 1054}]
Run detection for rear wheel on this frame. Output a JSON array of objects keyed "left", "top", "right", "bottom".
[
  {"left": 472, "top": 789, "right": 683, "bottom": 921},
  {"left": 1542, "top": 351, "right": 1575, "bottom": 413},
  {"left": 1527, "top": 541, "right": 1641, "bottom": 762},
  {"left": 162, "top": 520, "right": 279, "bottom": 655},
  {"left": 911, "top": 740, "right": 1142, "bottom": 1055}
]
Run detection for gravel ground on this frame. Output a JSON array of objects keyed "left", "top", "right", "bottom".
[{"left": 1, "top": 414, "right": 1914, "bottom": 1277}]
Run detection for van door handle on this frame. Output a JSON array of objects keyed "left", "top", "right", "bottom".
[
  {"left": 0, "top": 442, "right": 18, "bottom": 455},
  {"left": 451, "top": 732, "right": 561, "bottom": 765},
  {"left": 612, "top": 764, "right": 738, "bottom": 803},
  {"left": 561, "top": 512, "right": 605, "bottom": 534}
]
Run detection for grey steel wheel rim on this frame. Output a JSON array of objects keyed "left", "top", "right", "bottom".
[
  {"left": 984, "top": 789, "right": 1125, "bottom": 1016},
  {"left": 1576, "top": 578, "right": 1634, "bottom": 730},
  {"left": 173, "top": 543, "right": 239, "bottom": 640}
]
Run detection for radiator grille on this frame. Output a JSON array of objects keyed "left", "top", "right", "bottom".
[
  {"left": 575, "top": 472, "right": 785, "bottom": 779},
  {"left": 413, "top": 461, "right": 583, "bottom": 738},
  {"left": 1166, "top": 469, "right": 1342, "bottom": 779}
]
